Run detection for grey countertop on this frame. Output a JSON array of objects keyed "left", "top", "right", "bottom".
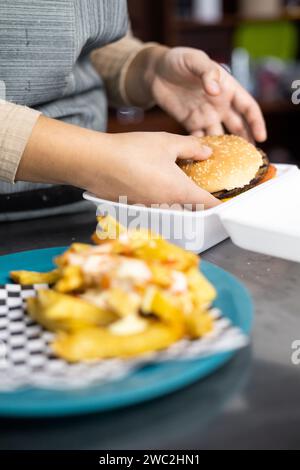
[{"left": 0, "top": 208, "right": 300, "bottom": 450}]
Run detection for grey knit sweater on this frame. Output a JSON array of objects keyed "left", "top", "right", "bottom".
[{"left": 0, "top": 0, "right": 128, "bottom": 195}]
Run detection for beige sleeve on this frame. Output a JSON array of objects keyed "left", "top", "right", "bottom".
[
  {"left": 0, "top": 100, "right": 41, "bottom": 183},
  {"left": 90, "top": 34, "right": 158, "bottom": 109}
]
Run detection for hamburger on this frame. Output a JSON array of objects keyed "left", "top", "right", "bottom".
[{"left": 178, "top": 135, "right": 277, "bottom": 200}]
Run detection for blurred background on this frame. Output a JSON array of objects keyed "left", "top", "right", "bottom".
[{"left": 108, "top": 0, "right": 300, "bottom": 165}]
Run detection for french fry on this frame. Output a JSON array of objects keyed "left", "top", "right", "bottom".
[
  {"left": 185, "top": 310, "right": 214, "bottom": 339},
  {"left": 148, "top": 263, "right": 173, "bottom": 288},
  {"left": 142, "top": 287, "right": 185, "bottom": 327},
  {"left": 55, "top": 243, "right": 91, "bottom": 267},
  {"left": 52, "top": 321, "right": 184, "bottom": 361},
  {"left": 93, "top": 215, "right": 127, "bottom": 244},
  {"left": 133, "top": 238, "right": 198, "bottom": 271},
  {"left": 187, "top": 268, "right": 217, "bottom": 308},
  {"left": 10, "top": 269, "right": 60, "bottom": 286},
  {"left": 27, "top": 289, "right": 117, "bottom": 332},
  {"left": 104, "top": 288, "right": 141, "bottom": 317},
  {"left": 55, "top": 266, "right": 84, "bottom": 293}
]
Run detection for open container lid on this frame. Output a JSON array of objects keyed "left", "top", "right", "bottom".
[{"left": 220, "top": 164, "right": 300, "bottom": 262}]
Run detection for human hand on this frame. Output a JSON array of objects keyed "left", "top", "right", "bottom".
[
  {"left": 17, "top": 117, "right": 220, "bottom": 209},
  {"left": 92, "top": 131, "right": 220, "bottom": 209},
  {"left": 143, "top": 46, "right": 267, "bottom": 142}
]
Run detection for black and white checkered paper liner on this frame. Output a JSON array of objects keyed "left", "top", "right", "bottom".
[{"left": 0, "top": 284, "right": 249, "bottom": 391}]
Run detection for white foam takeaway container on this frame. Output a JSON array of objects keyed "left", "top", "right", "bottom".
[{"left": 84, "top": 164, "right": 300, "bottom": 262}]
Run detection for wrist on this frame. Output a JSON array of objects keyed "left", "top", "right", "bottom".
[
  {"left": 125, "top": 45, "right": 169, "bottom": 108},
  {"left": 143, "top": 45, "right": 169, "bottom": 94}
]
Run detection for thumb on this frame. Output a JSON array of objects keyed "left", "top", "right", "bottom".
[
  {"left": 174, "top": 165, "right": 221, "bottom": 210},
  {"left": 185, "top": 50, "right": 221, "bottom": 96},
  {"left": 202, "top": 66, "right": 222, "bottom": 96},
  {"left": 173, "top": 135, "right": 212, "bottom": 161}
]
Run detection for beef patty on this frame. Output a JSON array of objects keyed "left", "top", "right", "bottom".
[{"left": 212, "top": 150, "right": 269, "bottom": 200}]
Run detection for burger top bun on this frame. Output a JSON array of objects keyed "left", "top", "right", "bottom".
[{"left": 179, "top": 135, "right": 264, "bottom": 193}]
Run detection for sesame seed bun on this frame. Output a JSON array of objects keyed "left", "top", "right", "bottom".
[{"left": 178, "top": 135, "right": 265, "bottom": 198}]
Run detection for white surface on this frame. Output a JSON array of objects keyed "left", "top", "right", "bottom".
[
  {"left": 221, "top": 164, "right": 300, "bottom": 262},
  {"left": 192, "top": 0, "right": 222, "bottom": 23},
  {"left": 84, "top": 164, "right": 300, "bottom": 260}
]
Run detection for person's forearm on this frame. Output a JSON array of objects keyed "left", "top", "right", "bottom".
[
  {"left": 16, "top": 115, "right": 110, "bottom": 190},
  {"left": 125, "top": 45, "right": 168, "bottom": 108},
  {"left": 15, "top": 115, "right": 218, "bottom": 208}
]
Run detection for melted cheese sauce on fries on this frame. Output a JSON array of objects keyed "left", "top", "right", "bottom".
[{"left": 10, "top": 216, "right": 217, "bottom": 362}]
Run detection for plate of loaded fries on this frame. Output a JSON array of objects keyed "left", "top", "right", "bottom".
[{"left": 0, "top": 216, "right": 252, "bottom": 417}]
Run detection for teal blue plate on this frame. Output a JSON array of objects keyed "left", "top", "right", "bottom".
[{"left": 0, "top": 248, "right": 253, "bottom": 418}]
